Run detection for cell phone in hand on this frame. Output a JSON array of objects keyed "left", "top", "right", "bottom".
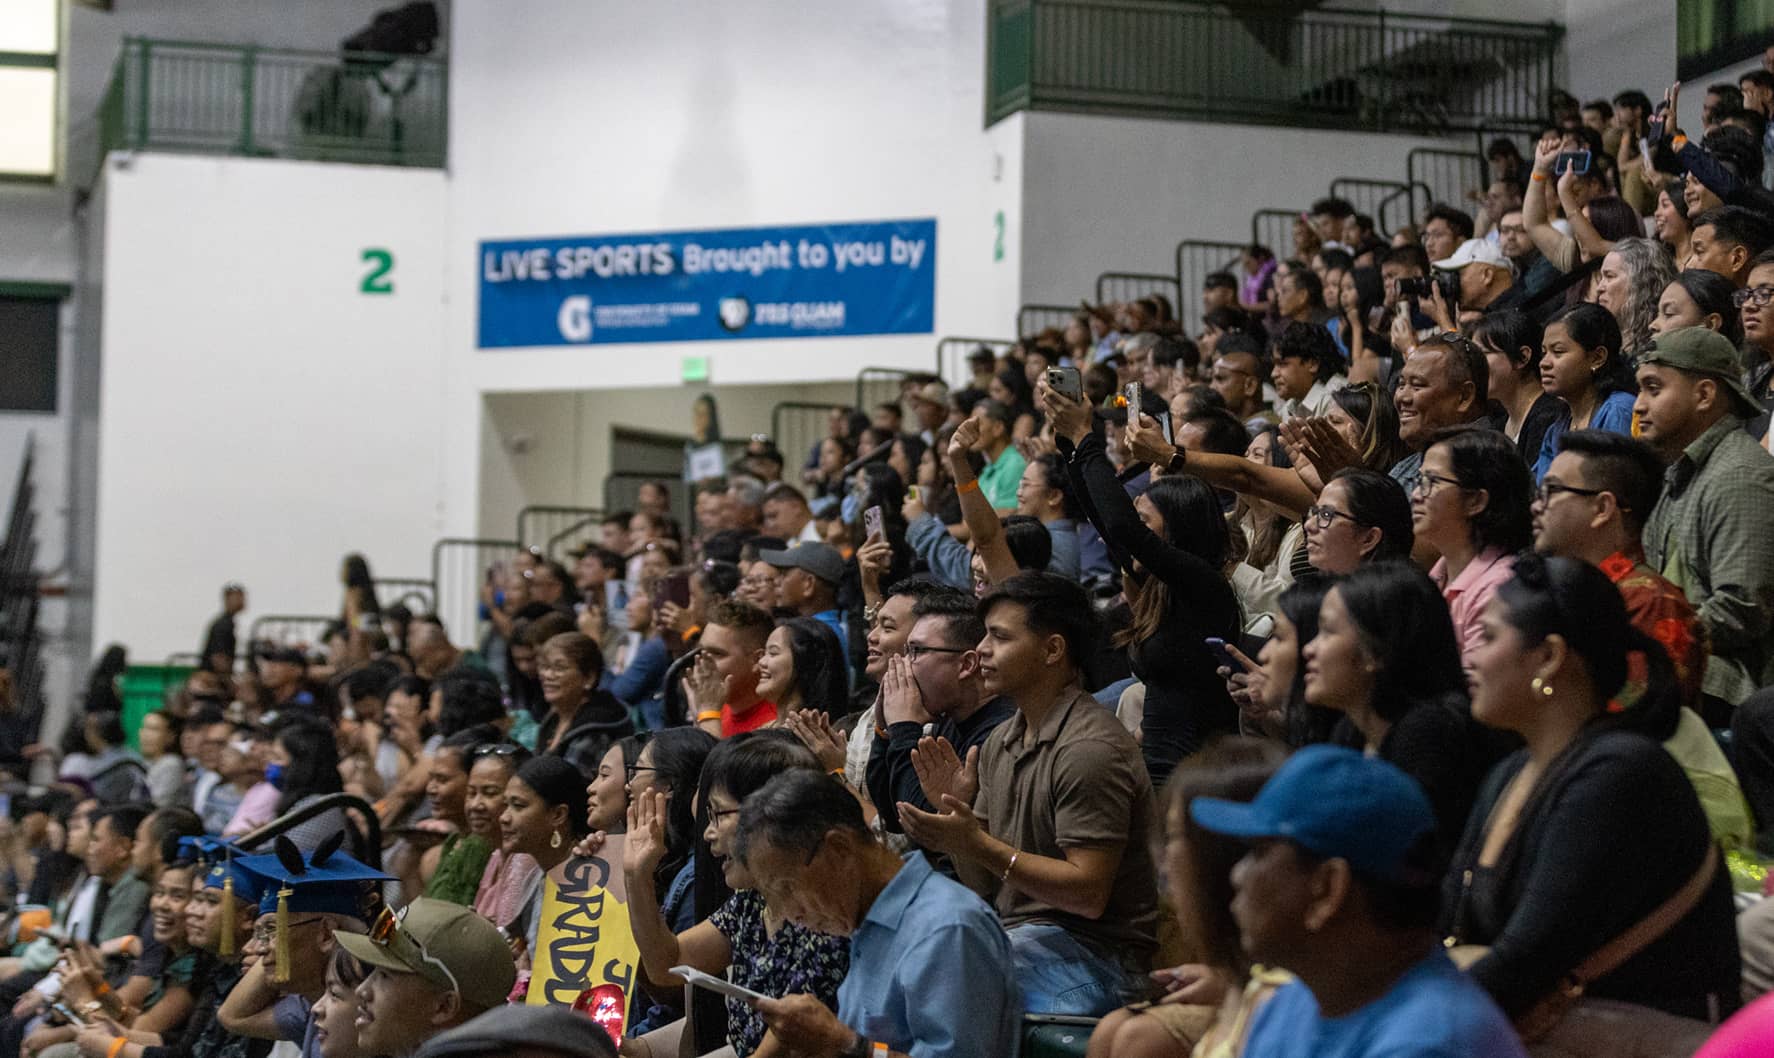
[
  {"left": 1647, "top": 103, "right": 1667, "bottom": 144},
  {"left": 50, "top": 1001, "right": 87, "bottom": 1028},
  {"left": 864, "top": 505, "right": 884, "bottom": 540},
  {"left": 1553, "top": 149, "right": 1591, "bottom": 175},
  {"left": 654, "top": 573, "right": 691, "bottom": 610},
  {"left": 1045, "top": 366, "right": 1083, "bottom": 402},
  {"left": 1205, "top": 637, "right": 1247, "bottom": 674},
  {"left": 1124, "top": 381, "right": 1143, "bottom": 424}
]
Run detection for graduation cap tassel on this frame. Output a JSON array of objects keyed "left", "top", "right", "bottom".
[
  {"left": 220, "top": 872, "right": 236, "bottom": 957},
  {"left": 274, "top": 886, "right": 292, "bottom": 984}
]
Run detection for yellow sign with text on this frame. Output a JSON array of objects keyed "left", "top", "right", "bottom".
[{"left": 524, "top": 840, "right": 642, "bottom": 1007}]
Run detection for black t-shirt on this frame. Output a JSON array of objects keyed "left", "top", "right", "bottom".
[{"left": 200, "top": 613, "right": 236, "bottom": 667}]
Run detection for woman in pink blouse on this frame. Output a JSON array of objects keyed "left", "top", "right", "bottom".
[{"left": 463, "top": 743, "right": 539, "bottom": 925}]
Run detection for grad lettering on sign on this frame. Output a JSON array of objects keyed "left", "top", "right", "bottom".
[
  {"left": 477, "top": 218, "right": 937, "bottom": 349},
  {"left": 525, "top": 840, "right": 642, "bottom": 1007}
]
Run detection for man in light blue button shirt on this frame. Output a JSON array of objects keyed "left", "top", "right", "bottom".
[{"left": 745, "top": 771, "right": 1021, "bottom": 1058}]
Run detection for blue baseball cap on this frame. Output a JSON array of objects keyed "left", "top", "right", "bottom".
[{"left": 1191, "top": 745, "right": 1436, "bottom": 884}]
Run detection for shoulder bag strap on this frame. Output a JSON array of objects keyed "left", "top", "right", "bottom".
[{"left": 1569, "top": 842, "right": 1719, "bottom": 989}]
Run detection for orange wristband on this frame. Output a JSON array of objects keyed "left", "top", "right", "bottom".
[
  {"left": 108, "top": 1038, "right": 127, "bottom": 1058},
  {"left": 957, "top": 478, "right": 980, "bottom": 494},
  {"left": 1530, "top": 171, "right": 1548, "bottom": 182},
  {"left": 94, "top": 982, "right": 111, "bottom": 998},
  {"left": 696, "top": 710, "right": 721, "bottom": 723}
]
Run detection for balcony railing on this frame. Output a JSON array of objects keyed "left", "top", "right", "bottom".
[
  {"left": 986, "top": 0, "right": 1563, "bottom": 134},
  {"left": 96, "top": 37, "right": 446, "bottom": 176}
]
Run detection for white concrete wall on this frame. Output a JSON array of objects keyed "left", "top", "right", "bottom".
[
  {"left": 92, "top": 153, "right": 449, "bottom": 658},
  {"left": 1564, "top": 0, "right": 1676, "bottom": 109},
  {"left": 1017, "top": 112, "right": 1451, "bottom": 304}
]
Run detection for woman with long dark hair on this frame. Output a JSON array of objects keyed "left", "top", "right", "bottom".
[
  {"left": 500, "top": 754, "right": 593, "bottom": 968},
  {"left": 1047, "top": 384, "right": 1240, "bottom": 788},
  {"left": 1225, "top": 575, "right": 1338, "bottom": 746},
  {"left": 989, "top": 366, "right": 1040, "bottom": 440},
  {"left": 1450, "top": 555, "right": 1738, "bottom": 1027},
  {"left": 1413, "top": 428, "right": 1534, "bottom": 665},
  {"left": 1086, "top": 738, "right": 1288, "bottom": 1058},
  {"left": 1532, "top": 303, "right": 1638, "bottom": 482},
  {"left": 340, "top": 553, "right": 381, "bottom": 629},
  {"left": 755, "top": 618, "right": 848, "bottom": 718},
  {"left": 1302, "top": 561, "right": 1506, "bottom": 843},
  {"left": 1651, "top": 269, "right": 1741, "bottom": 345},
  {"left": 1471, "top": 310, "right": 1563, "bottom": 467},
  {"left": 1301, "top": 468, "right": 1414, "bottom": 575},
  {"left": 265, "top": 718, "right": 349, "bottom": 850}
]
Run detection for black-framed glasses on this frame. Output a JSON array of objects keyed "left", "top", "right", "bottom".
[
  {"left": 1304, "top": 505, "right": 1362, "bottom": 529},
  {"left": 1411, "top": 471, "right": 1466, "bottom": 498},
  {"left": 904, "top": 644, "right": 968, "bottom": 660},
  {"left": 709, "top": 806, "right": 740, "bottom": 822},
  {"left": 472, "top": 743, "right": 525, "bottom": 762},
  {"left": 1733, "top": 285, "right": 1774, "bottom": 309},
  {"left": 1534, "top": 481, "right": 1609, "bottom": 505},
  {"left": 625, "top": 764, "right": 658, "bottom": 783}
]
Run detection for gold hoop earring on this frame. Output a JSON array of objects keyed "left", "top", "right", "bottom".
[
  {"left": 1531, "top": 677, "right": 1554, "bottom": 698},
  {"left": 550, "top": 830, "right": 562, "bottom": 849}
]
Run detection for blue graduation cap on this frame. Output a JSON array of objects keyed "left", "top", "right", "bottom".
[
  {"left": 177, "top": 836, "right": 260, "bottom": 955},
  {"left": 236, "top": 833, "right": 390, "bottom": 984}
]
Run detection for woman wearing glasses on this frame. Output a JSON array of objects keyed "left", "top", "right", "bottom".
[
  {"left": 1735, "top": 255, "right": 1774, "bottom": 410},
  {"left": 1412, "top": 428, "right": 1535, "bottom": 666},
  {"left": 533, "top": 632, "right": 631, "bottom": 762},
  {"left": 1301, "top": 468, "right": 1414, "bottom": 576}
]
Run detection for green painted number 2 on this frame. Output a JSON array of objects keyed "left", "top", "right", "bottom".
[
  {"left": 360, "top": 248, "right": 394, "bottom": 295},
  {"left": 993, "top": 211, "right": 1005, "bottom": 263}
]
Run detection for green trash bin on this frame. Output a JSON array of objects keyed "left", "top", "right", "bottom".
[{"left": 119, "top": 665, "right": 195, "bottom": 750}]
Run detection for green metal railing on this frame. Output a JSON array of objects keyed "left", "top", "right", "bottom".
[
  {"left": 986, "top": 0, "right": 1563, "bottom": 134},
  {"left": 96, "top": 37, "right": 446, "bottom": 175}
]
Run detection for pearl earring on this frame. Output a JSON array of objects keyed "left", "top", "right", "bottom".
[
  {"left": 550, "top": 830, "right": 562, "bottom": 849},
  {"left": 1531, "top": 677, "right": 1554, "bottom": 698}
]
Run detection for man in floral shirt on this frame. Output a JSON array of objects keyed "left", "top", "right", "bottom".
[{"left": 1532, "top": 430, "right": 1707, "bottom": 706}]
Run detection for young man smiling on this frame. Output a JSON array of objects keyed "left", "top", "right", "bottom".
[
  {"left": 334, "top": 898, "right": 513, "bottom": 1058},
  {"left": 898, "top": 572, "right": 1158, "bottom": 1016}
]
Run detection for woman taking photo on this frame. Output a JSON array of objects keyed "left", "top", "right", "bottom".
[
  {"left": 621, "top": 734, "right": 848, "bottom": 1058},
  {"left": 1301, "top": 469, "right": 1413, "bottom": 575},
  {"left": 1471, "top": 311, "right": 1563, "bottom": 466},
  {"left": 463, "top": 742, "right": 534, "bottom": 926},
  {"left": 754, "top": 618, "right": 848, "bottom": 719},
  {"left": 534, "top": 632, "right": 632, "bottom": 761},
  {"left": 1046, "top": 384, "right": 1240, "bottom": 788},
  {"left": 1533, "top": 304, "right": 1637, "bottom": 481},
  {"left": 1302, "top": 561, "right": 1503, "bottom": 842},
  {"left": 1413, "top": 428, "right": 1534, "bottom": 665},
  {"left": 1224, "top": 576, "right": 1337, "bottom": 747},
  {"left": 1086, "top": 739, "right": 1288, "bottom": 1058},
  {"left": 1451, "top": 555, "right": 1739, "bottom": 1026}
]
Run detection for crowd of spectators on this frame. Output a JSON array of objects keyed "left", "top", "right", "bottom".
[{"left": 15, "top": 64, "right": 1774, "bottom": 1058}]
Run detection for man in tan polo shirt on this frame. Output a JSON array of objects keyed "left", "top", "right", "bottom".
[{"left": 900, "top": 572, "right": 1159, "bottom": 1015}]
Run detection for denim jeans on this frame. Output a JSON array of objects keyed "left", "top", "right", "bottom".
[{"left": 1008, "top": 922, "right": 1139, "bottom": 1016}]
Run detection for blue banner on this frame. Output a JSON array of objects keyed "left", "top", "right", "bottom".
[{"left": 477, "top": 218, "right": 936, "bottom": 349}]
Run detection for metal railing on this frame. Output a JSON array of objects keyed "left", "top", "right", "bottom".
[
  {"left": 1328, "top": 177, "right": 1428, "bottom": 237},
  {"left": 96, "top": 36, "right": 446, "bottom": 179},
  {"left": 0, "top": 438, "right": 43, "bottom": 729},
  {"left": 1251, "top": 209, "right": 1297, "bottom": 258},
  {"left": 1173, "top": 240, "right": 1246, "bottom": 336},
  {"left": 1408, "top": 147, "right": 1487, "bottom": 221},
  {"left": 603, "top": 473, "right": 688, "bottom": 530},
  {"left": 856, "top": 368, "right": 914, "bottom": 416},
  {"left": 1095, "top": 272, "right": 1181, "bottom": 322},
  {"left": 936, "top": 337, "right": 1016, "bottom": 389},
  {"left": 372, "top": 577, "right": 435, "bottom": 614},
  {"left": 772, "top": 402, "right": 842, "bottom": 486},
  {"left": 516, "top": 506, "right": 602, "bottom": 561},
  {"left": 985, "top": 0, "right": 1562, "bottom": 134},
  {"left": 246, "top": 614, "right": 335, "bottom": 648},
  {"left": 237, "top": 792, "right": 382, "bottom": 869},
  {"left": 1017, "top": 304, "right": 1075, "bottom": 339},
  {"left": 429, "top": 538, "right": 519, "bottom": 646}
]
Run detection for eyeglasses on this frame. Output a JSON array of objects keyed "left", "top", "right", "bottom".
[
  {"left": 1411, "top": 471, "right": 1466, "bottom": 498},
  {"left": 904, "top": 643, "right": 968, "bottom": 660},
  {"left": 625, "top": 764, "right": 658, "bottom": 783},
  {"left": 1534, "top": 481, "right": 1609, "bottom": 505},
  {"left": 254, "top": 914, "right": 326, "bottom": 944},
  {"left": 537, "top": 660, "right": 576, "bottom": 675},
  {"left": 472, "top": 743, "right": 524, "bottom": 762},
  {"left": 1733, "top": 285, "right": 1774, "bottom": 309},
  {"left": 1304, "top": 505, "right": 1362, "bottom": 529},
  {"left": 367, "top": 906, "right": 460, "bottom": 998},
  {"left": 709, "top": 807, "right": 740, "bottom": 822}
]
